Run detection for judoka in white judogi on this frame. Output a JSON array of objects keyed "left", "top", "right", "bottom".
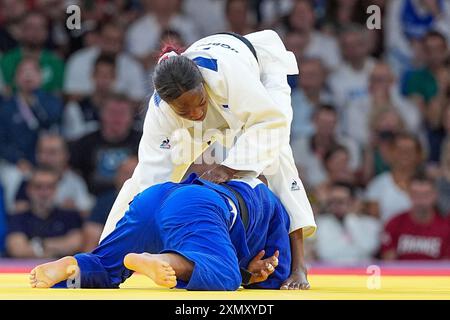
[{"left": 100, "top": 30, "right": 316, "bottom": 242}]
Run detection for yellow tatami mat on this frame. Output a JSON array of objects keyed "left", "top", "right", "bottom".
[{"left": 1, "top": 273, "right": 449, "bottom": 300}]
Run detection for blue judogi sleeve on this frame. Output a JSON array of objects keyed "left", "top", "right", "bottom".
[{"left": 226, "top": 182, "right": 292, "bottom": 289}]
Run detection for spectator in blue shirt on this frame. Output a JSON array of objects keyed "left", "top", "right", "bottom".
[
  {"left": 6, "top": 167, "right": 83, "bottom": 258},
  {"left": 0, "top": 184, "right": 7, "bottom": 256},
  {"left": 0, "top": 57, "right": 63, "bottom": 169}
]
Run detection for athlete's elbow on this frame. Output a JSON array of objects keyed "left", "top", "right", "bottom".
[
  {"left": 227, "top": 272, "right": 242, "bottom": 291},
  {"left": 217, "top": 268, "right": 242, "bottom": 291}
]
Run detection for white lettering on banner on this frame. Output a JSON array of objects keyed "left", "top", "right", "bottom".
[{"left": 397, "top": 235, "right": 442, "bottom": 258}]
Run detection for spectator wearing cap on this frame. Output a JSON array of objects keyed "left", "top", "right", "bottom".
[
  {"left": 64, "top": 21, "right": 147, "bottom": 102},
  {"left": 0, "top": 58, "right": 63, "bottom": 168},
  {"left": 0, "top": 11, "right": 64, "bottom": 93},
  {"left": 69, "top": 93, "right": 140, "bottom": 196},
  {"left": 83, "top": 156, "right": 138, "bottom": 252},
  {"left": 14, "top": 133, "right": 93, "bottom": 217},
  {"left": 314, "top": 182, "right": 381, "bottom": 263},
  {"left": 381, "top": 172, "right": 450, "bottom": 260},
  {"left": 6, "top": 167, "right": 83, "bottom": 258},
  {"left": 365, "top": 133, "right": 424, "bottom": 222}
]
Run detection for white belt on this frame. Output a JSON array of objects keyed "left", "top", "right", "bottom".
[
  {"left": 226, "top": 196, "right": 238, "bottom": 230},
  {"left": 230, "top": 177, "right": 263, "bottom": 188}
]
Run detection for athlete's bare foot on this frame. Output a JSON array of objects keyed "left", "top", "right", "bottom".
[
  {"left": 30, "top": 256, "right": 79, "bottom": 288},
  {"left": 124, "top": 253, "right": 177, "bottom": 288}
]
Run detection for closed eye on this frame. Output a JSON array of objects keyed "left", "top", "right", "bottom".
[{"left": 176, "top": 112, "right": 189, "bottom": 117}]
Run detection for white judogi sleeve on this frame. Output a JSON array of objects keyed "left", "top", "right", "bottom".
[
  {"left": 100, "top": 93, "right": 181, "bottom": 241},
  {"left": 219, "top": 58, "right": 290, "bottom": 175}
]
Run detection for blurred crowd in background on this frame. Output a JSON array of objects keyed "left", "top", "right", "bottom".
[{"left": 0, "top": 0, "right": 449, "bottom": 263}]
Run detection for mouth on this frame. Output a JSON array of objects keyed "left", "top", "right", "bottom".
[{"left": 191, "top": 111, "right": 206, "bottom": 121}]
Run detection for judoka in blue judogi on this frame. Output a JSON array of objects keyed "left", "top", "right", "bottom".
[{"left": 31, "top": 173, "right": 291, "bottom": 291}]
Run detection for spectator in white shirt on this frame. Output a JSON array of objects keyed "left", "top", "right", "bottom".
[
  {"left": 63, "top": 54, "right": 116, "bottom": 141},
  {"left": 314, "top": 182, "right": 381, "bottom": 263},
  {"left": 0, "top": 159, "right": 24, "bottom": 214},
  {"left": 125, "top": 0, "right": 200, "bottom": 61},
  {"left": 182, "top": 0, "right": 227, "bottom": 37},
  {"left": 291, "top": 57, "right": 331, "bottom": 139},
  {"left": 14, "top": 133, "right": 94, "bottom": 217},
  {"left": 64, "top": 21, "right": 147, "bottom": 102},
  {"left": 344, "top": 62, "right": 422, "bottom": 147},
  {"left": 328, "top": 23, "right": 376, "bottom": 114},
  {"left": 365, "top": 133, "right": 424, "bottom": 222},
  {"left": 314, "top": 145, "right": 360, "bottom": 209},
  {"left": 279, "top": 0, "right": 341, "bottom": 71},
  {"left": 291, "top": 105, "right": 361, "bottom": 189}
]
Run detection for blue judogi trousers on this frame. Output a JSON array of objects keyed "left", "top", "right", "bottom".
[{"left": 56, "top": 174, "right": 291, "bottom": 290}]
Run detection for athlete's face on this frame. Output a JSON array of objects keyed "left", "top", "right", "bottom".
[{"left": 170, "top": 84, "right": 208, "bottom": 122}]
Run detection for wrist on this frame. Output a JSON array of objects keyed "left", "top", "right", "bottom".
[{"left": 240, "top": 267, "right": 253, "bottom": 285}]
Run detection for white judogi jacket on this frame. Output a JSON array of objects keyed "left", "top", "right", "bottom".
[{"left": 100, "top": 30, "right": 316, "bottom": 241}]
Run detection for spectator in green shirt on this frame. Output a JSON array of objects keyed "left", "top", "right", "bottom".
[
  {"left": 0, "top": 11, "right": 64, "bottom": 94},
  {"left": 404, "top": 31, "right": 448, "bottom": 105}
]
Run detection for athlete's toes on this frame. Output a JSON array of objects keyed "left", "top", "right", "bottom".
[
  {"left": 166, "top": 279, "right": 177, "bottom": 288},
  {"left": 166, "top": 269, "right": 176, "bottom": 276}
]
